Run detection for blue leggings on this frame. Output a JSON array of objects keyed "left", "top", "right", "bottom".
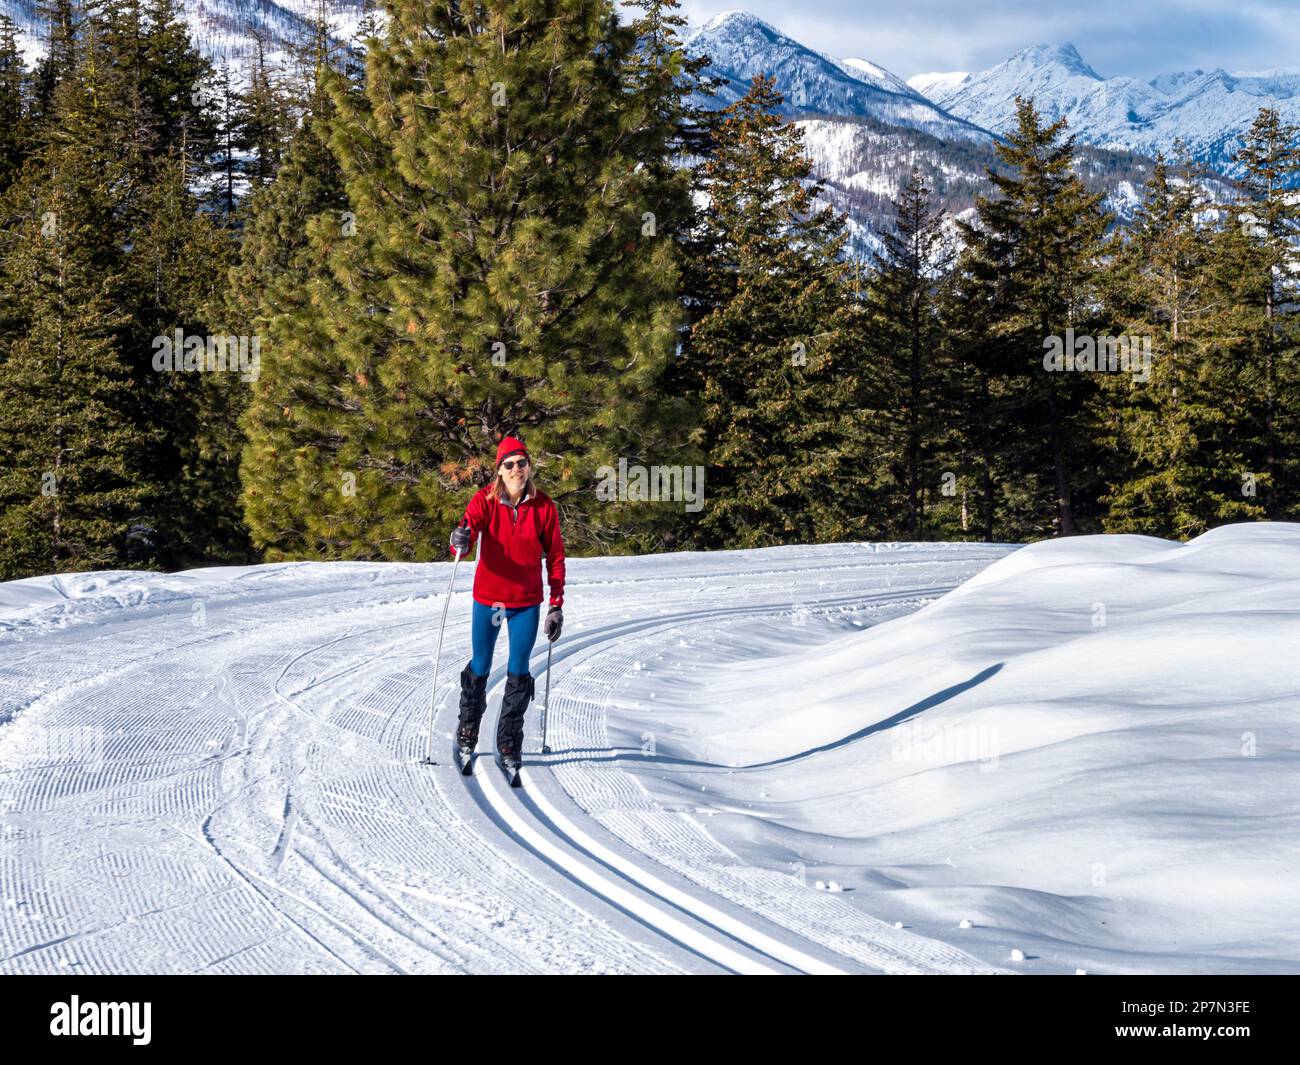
[{"left": 469, "top": 600, "right": 540, "bottom": 678}]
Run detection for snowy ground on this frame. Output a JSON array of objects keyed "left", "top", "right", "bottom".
[{"left": 1, "top": 527, "right": 1297, "bottom": 974}]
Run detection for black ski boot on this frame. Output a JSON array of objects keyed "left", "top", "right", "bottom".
[
  {"left": 456, "top": 663, "right": 488, "bottom": 759},
  {"left": 496, "top": 671, "right": 536, "bottom": 769}
]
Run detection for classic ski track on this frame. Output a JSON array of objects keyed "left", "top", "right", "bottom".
[
  {"left": 215, "top": 604, "right": 703, "bottom": 974},
  {"left": 1, "top": 589, "right": 690, "bottom": 974},
  {"left": 463, "top": 581, "right": 1011, "bottom": 975},
  {"left": 461, "top": 747, "right": 793, "bottom": 974},
  {"left": 0, "top": 546, "right": 1009, "bottom": 974}
]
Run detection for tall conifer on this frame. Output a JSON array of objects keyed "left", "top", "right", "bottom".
[
  {"left": 240, "top": 0, "right": 692, "bottom": 560},
  {"left": 678, "top": 73, "right": 869, "bottom": 548},
  {"left": 953, "top": 97, "right": 1110, "bottom": 538}
]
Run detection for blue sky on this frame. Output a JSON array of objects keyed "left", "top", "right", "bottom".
[{"left": 667, "top": 1, "right": 1300, "bottom": 81}]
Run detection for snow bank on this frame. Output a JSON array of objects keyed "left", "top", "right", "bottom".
[{"left": 612, "top": 523, "right": 1300, "bottom": 973}]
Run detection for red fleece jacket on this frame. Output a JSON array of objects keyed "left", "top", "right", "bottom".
[{"left": 452, "top": 484, "right": 566, "bottom": 609}]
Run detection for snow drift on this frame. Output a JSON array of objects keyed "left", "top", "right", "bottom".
[{"left": 608, "top": 523, "right": 1300, "bottom": 974}]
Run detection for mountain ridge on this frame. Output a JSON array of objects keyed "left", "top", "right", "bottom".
[
  {"left": 682, "top": 9, "right": 994, "bottom": 145},
  {"left": 917, "top": 40, "right": 1300, "bottom": 173}
]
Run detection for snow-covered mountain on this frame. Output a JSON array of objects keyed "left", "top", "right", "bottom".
[
  {"left": 916, "top": 42, "right": 1300, "bottom": 175},
  {"left": 793, "top": 114, "right": 1153, "bottom": 262},
  {"left": 907, "top": 70, "right": 970, "bottom": 100},
  {"left": 684, "top": 10, "right": 992, "bottom": 145},
  {"left": 678, "top": 14, "right": 1191, "bottom": 249},
  {"left": 0, "top": 3, "right": 1198, "bottom": 249},
  {"left": 0, "top": 0, "right": 367, "bottom": 68},
  {"left": 832, "top": 55, "right": 919, "bottom": 99},
  {"left": 683, "top": 13, "right": 1298, "bottom": 178},
  {"left": 10, "top": 1, "right": 1293, "bottom": 182}
]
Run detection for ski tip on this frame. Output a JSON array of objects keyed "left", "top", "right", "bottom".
[{"left": 497, "top": 756, "right": 523, "bottom": 788}]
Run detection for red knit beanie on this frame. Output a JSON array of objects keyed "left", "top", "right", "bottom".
[{"left": 495, "top": 436, "right": 528, "bottom": 466}]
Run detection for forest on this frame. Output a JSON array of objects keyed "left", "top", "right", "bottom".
[{"left": 0, "top": 0, "right": 1297, "bottom": 581}]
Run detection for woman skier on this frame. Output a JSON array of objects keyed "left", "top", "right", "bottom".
[{"left": 449, "top": 436, "right": 565, "bottom": 769}]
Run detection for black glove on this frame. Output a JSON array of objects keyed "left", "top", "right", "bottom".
[
  {"left": 450, "top": 523, "right": 472, "bottom": 554},
  {"left": 544, "top": 606, "right": 563, "bottom": 642}
]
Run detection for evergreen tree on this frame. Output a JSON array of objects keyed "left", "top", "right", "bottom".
[
  {"left": 240, "top": 0, "right": 693, "bottom": 560},
  {"left": 1096, "top": 152, "right": 1235, "bottom": 536},
  {"left": 1226, "top": 107, "right": 1300, "bottom": 518},
  {"left": 937, "top": 235, "right": 1006, "bottom": 541},
  {"left": 677, "top": 73, "right": 869, "bottom": 548},
  {"left": 231, "top": 30, "right": 293, "bottom": 197},
  {"left": 865, "top": 167, "right": 954, "bottom": 538},
  {"left": 623, "top": 0, "right": 726, "bottom": 161},
  {"left": 125, "top": 144, "right": 247, "bottom": 567},
  {"left": 0, "top": 35, "right": 155, "bottom": 577},
  {"left": 140, "top": 0, "right": 217, "bottom": 167},
  {"left": 28, "top": 0, "right": 80, "bottom": 133},
  {"left": 209, "top": 63, "right": 240, "bottom": 222},
  {"left": 228, "top": 104, "right": 350, "bottom": 560},
  {"left": 613, "top": 0, "right": 718, "bottom": 551},
  {"left": 953, "top": 96, "right": 1110, "bottom": 538},
  {"left": 0, "top": 0, "right": 247, "bottom": 577},
  {"left": 228, "top": 6, "right": 374, "bottom": 561},
  {"left": 0, "top": 16, "right": 29, "bottom": 194},
  {"left": 86, "top": 0, "right": 248, "bottom": 566}
]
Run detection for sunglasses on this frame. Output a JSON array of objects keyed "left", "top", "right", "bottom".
[{"left": 500, "top": 458, "right": 529, "bottom": 471}]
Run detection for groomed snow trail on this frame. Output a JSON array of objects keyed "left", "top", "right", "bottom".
[{"left": 0, "top": 544, "right": 1012, "bottom": 974}]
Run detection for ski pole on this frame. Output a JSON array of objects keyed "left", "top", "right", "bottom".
[
  {"left": 421, "top": 544, "right": 462, "bottom": 766},
  {"left": 539, "top": 638, "right": 553, "bottom": 755}
]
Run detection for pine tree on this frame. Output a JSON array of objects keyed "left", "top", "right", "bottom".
[
  {"left": 612, "top": 0, "right": 718, "bottom": 551},
  {"left": 240, "top": 0, "right": 693, "bottom": 560},
  {"left": 209, "top": 63, "right": 240, "bottom": 222},
  {"left": 0, "top": 0, "right": 248, "bottom": 576},
  {"left": 623, "top": 0, "right": 726, "bottom": 161},
  {"left": 125, "top": 144, "right": 247, "bottom": 567},
  {"left": 228, "top": 107, "right": 350, "bottom": 561},
  {"left": 938, "top": 238, "right": 1006, "bottom": 542},
  {"left": 139, "top": 0, "right": 217, "bottom": 168},
  {"left": 1096, "top": 150, "right": 1244, "bottom": 536},
  {"left": 231, "top": 30, "right": 293, "bottom": 197},
  {"left": 0, "top": 16, "right": 29, "bottom": 195},
  {"left": 1227, "top": 107, "right": 1300, "bottom": 518},
  {"left": 228, "top": 7, "right": 371, "bottom": 561},
  {"left": 953, "top": 96, "right": 1110, "bottom": 538},
  {"left": 80, "top": 0, "right": 248, "bottom": 566},
  {"left": 677, "top": 73, "right": 869, "bottom": 548},
  {"left": 865, "top": 167, "right": 954, "bottom": 538},
  {"left": 0, "top": 35, "right": 155, "bottom": 578},
  {"left": 28, "top": 0, "right": 79, "bottom": 134}
]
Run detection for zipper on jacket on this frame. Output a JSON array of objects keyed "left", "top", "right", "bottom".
[{"left": 499, "top": 487, "right": 533, "bottom": 530}]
